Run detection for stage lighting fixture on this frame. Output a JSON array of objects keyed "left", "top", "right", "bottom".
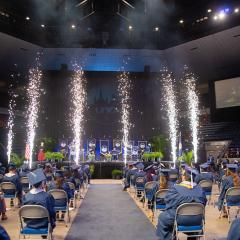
[
  {"left": 154, "top": 27, "right": 159, "bottom": 31},
  {"left": 213, "top": 15, "right": 218, "bottom": 20},
  {"left": 235, "top": 8, "right": 239, "bottom": 13},
  {"left": 218, "top": 11, "right": 226, "bottom": 20},
  {"left": 128, "top": 25, "right": 133, "bottom": 30},
  {"left": 207, "top": 9, "right": 212, "bottom": 13},
  {"left": 179, "top": 19, "right": 184, "bottom": 24},
  {"left": 224, "top": 8, "right": 230, "bottom": 13},
  {"left": 41, "top": 24, "right": 45, "bottom": 28},
  {"left": 71, "top": 24, "right": 76, "bottom": 29},
  {"left": 26, "top": 16, "right": 30, "bottom": 20}
]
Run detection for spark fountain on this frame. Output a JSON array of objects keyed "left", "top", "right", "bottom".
[
  {"left": 183, "top": 66, "right": 200, "bottom": 163},
  {"left": 7, "top": 95, "right": 16, "bottom": 163},
  {"left": 118, "top": 70, "right": 132, "bottom": 166},
  {"left": 161, "top": 68, "right": 179, "bottom": 167},
  {"left": 26, "top": 55, "right": 42, "bottom": 169},
  {"left": 70, "top": 64, "right": 86, "bottom": 165}
]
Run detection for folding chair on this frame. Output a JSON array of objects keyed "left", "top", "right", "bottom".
[
  {"left": 19, "top": 205, "right": 52, "bottom": 240},
  {"left": 48, "top": 189, "right": 70, "bottom": 226},
  {"left": 0, "top": 182, "right": 17, "bottom": 208},
  {"left": 129, "top": 174, "right": 135, "bottom": 193},
  {"left": 219, "top": 187, "right": 240, "bottom": 223},
  {"left": 74, "top": 178, "right": 84, "bottom": 199},
  {"left": 20, "top": 177, "right": 30, "bottom": 193},
  {"left": 134, "top": 177, "right": 145, "bottom": 199},
  {"left": 174, "top": 203, "right": 205, "bottom": 240},
  {"left": 144, "top": 181, "right": 158, "bottom": 209},
  {"left": 67, "top": 182, "right": 77, "bottom": 209},
  {"left": 199, "top": 180, "right": 213, "bottom": 204},
  {"left": 154, "top": 189, "right": 168, "bottom": 223}
]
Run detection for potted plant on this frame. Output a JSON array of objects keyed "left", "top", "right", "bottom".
[
  {"left": 112, "top": 169, "right": 122, "bottom": 179},
  {"left": 10, "top": 153, "right": 24, "bottom": 168}
]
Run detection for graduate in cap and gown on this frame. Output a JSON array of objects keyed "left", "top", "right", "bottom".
[
  {"left": 22, "top": 168, "right": 56, "bottom": 230},
  {"left": 156, "top": 168, "right": 207, "bottom": 240},
  {"left": 0, "top": 225, "right": 10, "bottom": 240},
  {"left": 218, "top": 164, "right": 240, "bottom": 216},
  {"left": 194, "top": 163, "right": 214, "bottom": 184},
  {"left": 3, "top": 162, "right": 22, "bottom": 206},
  {"left": 123, "top": 162, "right": 138, "bottom": 190},
  {"left": 133, "top": 162, "right": 146, "bottom": 184}
]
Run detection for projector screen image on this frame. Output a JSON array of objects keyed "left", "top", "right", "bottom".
[{"left": 215, "top": 77, "right": 240, "bottom": 109}]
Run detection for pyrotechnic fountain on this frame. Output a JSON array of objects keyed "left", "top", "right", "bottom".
[
  {"left": 26, "top": 54, "right": 42, "bottom": 169},
  {"left": 161, "top": 68, "right": 179, "bottom": 166},
  {"left": 70, "top": 64, "right": 86, "bottom": 165},
  {"left": 118, "top": 70, "right": 131, "bottom": 165},
  {"left": 183, "top": 66, "right": 200, "bottom": 163},
  {"left": 7, "top": 95, "right": 16, "bottom": 163}
]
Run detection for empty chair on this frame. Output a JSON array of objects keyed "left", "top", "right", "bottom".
[
  {"left": 0, "top": 182, "right": 17, "bottom": 208},
  {"left": 174, "top": 203, "right": 205, "bottom": 240},
  {"left": 19, "top": 205, "right": 52, "bottom": 240},
  {"left": 199, "top": 180, "right": 213, "bottom": 204},
  {"left": 144, "top": 181, "right": 158, "bottom": 209},
  {"left": 20, "top": 177, "right": 30, "bottom": 193},
  {"left": 220, "top": 187, "right": 240, "bottom": 222},
  {"left": 134, "top": 177, "right": 145, "bottom": 198},
  {"left": 48, "top": 189, "right": 70, "bottom": 226},
  {"left": 154, "top": 189, "right": 168, "bottom": 223}
]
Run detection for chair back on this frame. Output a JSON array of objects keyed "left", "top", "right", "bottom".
[
  {"left": 145, "top": 181, "right": 157, "bottom": 190},
  {"left": 176, "top": 203, "right": 205, "bottom": 216},
  {"left": 169, "top": 173, "right": 178, "bottom": 181},
  {"left": 199, "top": 180, "right": 213, "bottom": 189},
  {"left": 19, "top": 205, "right": 50, "bottom": 220},
  {"left": 48, "top": 189, "right": 68, "bottom": 201},
  {"left": 74, "top": 178, "right": 81, "bottom": 186},
  {"left": 0, "top": 182, "right": 16, "bottom": 192},
  {"left": 21, "top": 177, "right": 29, "bottom": 185},
  {"left": 155, "top": 189, "right": 168, "bottom": 199},
  {"left": 135, "top": 177, "right": 145, "bottom": 186},
  {"left": 0, "top": 174, "right": 4, "bottom": 181},
  {"left": 68, "top": 182, "right": 75, "bottom": 190},
  {"left": 226, "top": 187, "right": 240, "bottom": 197}
]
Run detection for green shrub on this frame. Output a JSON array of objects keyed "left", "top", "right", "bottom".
[
  {"left": 45, "top": 151, "right": 64, "bottom": 161},
  {"left": 10, "top": 153, "right": 24, "bottom": 167},
  {"left": 112, "top": 169, "right": 122, "bottom": 179},
  {"left": 143, "top": 151, "right": 163, "bottom": 161}
]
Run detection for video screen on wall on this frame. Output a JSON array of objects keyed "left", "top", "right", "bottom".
[{"left": 215, "top": 77, "right": 240, "bottom": 109}]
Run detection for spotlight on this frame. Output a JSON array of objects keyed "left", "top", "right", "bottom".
[
  {"left": 154, "top": 27, "right": 159, "bottom": 31},
  {"left": 234, "top": 8, "right": 239, "bottom": 13},
  {"left": 128, "top": 25, "right": 133, "bottom": 30},
  {"left": 41, "top": 24, "right": 45, "bottom": 28},
  {"left": 71, "top": 24, "right": 76, "bottom": 29},
  {"left": 179, "top": 19, "right": 184, "bottom": 24},
  {"left": 224, "top": 8, "right": 230, "bottom": 13},
  {"left": 213, "top": 15, "right": 218, "bottom": 20},
  {"left": 207, "top": 9, "right": 212, "bottom": 13},
  {"left": 26, "top": 16, "right": 30, "bottom": 20},
  {"left": 218, "top": 11, "right": 226, "bottom": 20}
]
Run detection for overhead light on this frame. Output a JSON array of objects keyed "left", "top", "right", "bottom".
[
  {"left": 26, "top": 16, "right": 30, "bottom": 20},
  {"left": 179, "top": 19, "right": 184, "bottom": 24},
  {"left": 41, "top": 24, "right": 45, "bottom": 28},
  {"left": 207, "top": 9, "right": 212, "bottom": 13},
  {"left": 71, "top": 24, "right": 76, "bottom": 29},
  {"left": 154, "top": 27, "right": 159, "bottom": 31},
  {"left": 213, "top": 15, "right": 218, "bottom": 20},
  {"left": 218, "top": 11, "right": 226, "bottom": 20},
  {"left": 234, "top": 8, "right": 239, "bottom": 13},
  {"left": 128, "top": 25, "right": 133, "bottom": 30}
]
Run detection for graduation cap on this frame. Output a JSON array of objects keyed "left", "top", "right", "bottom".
[
  {"left": 55, "top": 170, "right": 64, "bottom": 178},
  {"left": 71, "top": 164, "right": 79, "bottom": 171},
  {"left": 159, "top": 169, "right": 171, "bottom": 176},
  {"left": 135, "top": 162, "right": 144, "bottom": 170},
  {"left": 28, "top": 168, "right": 46, "bottom": 186},
  {"left": 127, "top": 161, "right": 135, "bottom": 166},
  {"left": 8, "top": 162, "right": 16, "bottom": 170},
  {"left": 227, "top": 164, "right": 238, "bottom": 172},
  {"left": 222, "top": 159, "right": 228, "bottom": 164}
]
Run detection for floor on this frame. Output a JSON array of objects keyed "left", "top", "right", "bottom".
[{"left": 1, "top": 180, "right": 232, "bottom": 240}]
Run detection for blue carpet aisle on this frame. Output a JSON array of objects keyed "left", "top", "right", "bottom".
[{"left": 65, "top": 184, "right": 158, "bottom": 240}]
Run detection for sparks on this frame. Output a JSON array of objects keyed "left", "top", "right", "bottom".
[
  {"left": 7, "top": 97, "right": 16, "bottom": 163},
  {"left": 161, "top": 68, "right": 178, "bottom": 166},
  {"left": 70, "top": 63, "right": 86, "bottom": 165},
  {"left": 118, "top": 70, "right": 131, "bottom": 165},
  {"left": 183, "top": 66, "right": 200, "bottom": 163},
  {"left": 26, "top": 55, "right": 42, "bottom": 169}
]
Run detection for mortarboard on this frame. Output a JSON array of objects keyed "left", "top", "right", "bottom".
[{"left": 28, "top": 168, "right": 46, "bottom": 186}]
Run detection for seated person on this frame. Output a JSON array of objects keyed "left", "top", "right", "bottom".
[
  {"left": 194, "top": 163, "right": 214, "bottom": 184},
  {"left": 83, "top": 164, "right": 91, "bottom": 184},
  {"left": 19, "top": 163, "right": 30, "bottom": 177},
  {"left": 134, "top": 162, "right": 146, "bottom": 183},
  {"left": 218, "top": 164, "right": 240, "bottom": 217},
  {"left": 44, "top": 163, "right": 53, "bottom": 182},
  {"left": 0, "top": 195, "right": 7, "bottom": 220},
  {"left": 227, "top": 218, "right": 240, "bottom": 240},
  {"left": 159, "top": 169, "right": 174, "bottom": 189},
  {"left": 156, "top": 169, "right": 207, "bottom": 240},
  {"left": 48, "top": 171, "right": 73, "bottom": 219},
  {"left": 0, "top": 225, "right": 10, "bottom": 240},
  {"left": 22, "top": 168, "right": 56, "bottom": 230},
  {"left": 123, "top": 162, "right": 138, "bottom": 190},
  {"left": 3, "top": 162, "right": 22, "bottom": 206}
]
